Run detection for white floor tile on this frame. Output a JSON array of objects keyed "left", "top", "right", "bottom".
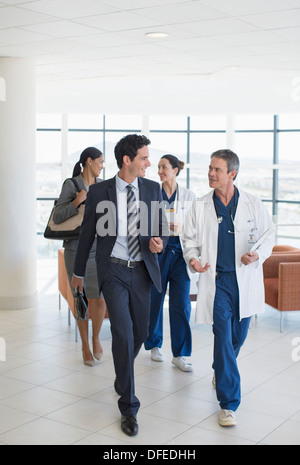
[
  {"left": 1, "top": 387, "right": 81, "bottom": 416},
  {"left": 261, "top": 419, "right": 300, "bottom": 445},
  {"left": 0, "top": 259, "right": 299, "bottom": 445},
  {"left": 167, "top": 425, "right": 256, "bottom": 446},
  {"left": 0, "top": 405, "right": 37, "bottom": 435},
  {"left": 46, "top": 398, "right": 120, "bottom": 432},
  {"left": 99, "top": 413, "right": 190, "bottom": 445},
  {"left": 142, "top": 392, "right": 219, "bottom": 426},
  {"left": 0, "top": 418, "right": 90, "bottom": 445}
]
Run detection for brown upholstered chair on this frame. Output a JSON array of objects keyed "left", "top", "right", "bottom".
[
  {"left": 58, "top": 249, "right": 108, "bottom": 341},
  {"left": 272, "top": 245, "right": 300, "bottom": 253},
  {"left": 263, "top": 246, "right": 300, "bottom": 332}
]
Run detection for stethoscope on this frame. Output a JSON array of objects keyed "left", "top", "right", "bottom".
[{"left": 213, "top": 187, "right": 238, "bottom": 235}]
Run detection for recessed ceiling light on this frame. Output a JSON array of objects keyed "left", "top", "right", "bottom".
[{"left": 146, "top": 32, "right": 169, "bottom": 38}]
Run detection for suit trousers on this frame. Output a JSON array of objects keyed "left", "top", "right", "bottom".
[
  {"left": 101, "top": 261, "right": 152, "bottom": 416},
  {"left": 213, "top": 271, "right": 251, "bottom": 412}
]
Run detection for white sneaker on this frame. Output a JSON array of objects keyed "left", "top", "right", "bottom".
[
  {"left": 218, "top": 409, "right": 237, "bottom": 427},
  {"left": 151, "top": 347, "right": 164, "bottom": 362},
  {"left": 172, "top": 357, "right": 193, "bottom": 372}
]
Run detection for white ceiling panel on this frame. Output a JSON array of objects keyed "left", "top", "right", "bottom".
[
  {"left": 132, "top": 3, "right": 225, "bottom": 24},
  {"left": 0, "top": 27, "right": 51, "bottom": 44},
  {"left": 244, "top": 40, "right": 300, "bottom": 56},
  {"left": 0, "top": 0, "right": 299, "bottom": 113},
  {"left": 20, "top": 0, "right": 119, "bottom": 20},
  {"left": 0, "top": 0, "right": 38, "bottom": 4},
  {"left": 199, "top": 0, "right": 298, "bottom": 17},
  {"left": 74, "top": 11, "right": 162, "bottom": 31},
  {"left": 158, "top": 37, "right": 225, "bottom": 53},
  {"left": 0, "top": 5, "right": 56, "bottom": 27},
  {"left": 1, "top": 0, "right": 39, "bottom": 6},
  {"left": 0, "top": 37, "right": 92, "bottom": 56},
  {"left": 68, "top": 31, "right": 140, "bottom": 48},
  {"left": 272, "top": 26, "right": 300, "bottom": 41},
  {"left": 50, "top": 46, "right": 125, "bottom": 62},
  {"left": 210, "top": 30, "right": 285, "bottom": 47},
  {"left": 177, "top": 17, "right": 259, "bottom": 36},
  {"left": 102, "top": 42, "right": 171, "bottom": 58},
  {"left": 100, "top": 0, "right": 180, "bottom": 9},
  {"left": 117, "top": 24, "right": 196, "bottom": 42},
  {"left": 240, "top": 9, "right": 300, "bottom": 29},
  {"left": 292, "top": 0, "right": 300, "bottom": 4},
  {"left": 22, "top": 20, "right": 102, "bottom": 38}
]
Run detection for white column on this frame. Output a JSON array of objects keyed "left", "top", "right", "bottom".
[
  {"left": 0, "top": 58, "right": 37, "bottom": 310},
  {"left": 0, "top": 77, "right": 5, "bottom": 101}
]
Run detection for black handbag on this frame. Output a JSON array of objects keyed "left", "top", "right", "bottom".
[
  {"left": 44, "top": 178, "right": 84, "bottom": 241},
  {"left": 74, "top": 287, "right": 88, "bottom": 321}
]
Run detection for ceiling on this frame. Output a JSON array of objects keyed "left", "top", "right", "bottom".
[{"left": 1, "top": 0, "right": 300, "bottom": 114}]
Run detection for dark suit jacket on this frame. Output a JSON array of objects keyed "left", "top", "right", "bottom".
[{"left": 73, "top": 176, "right": 169, "bottom": 293}]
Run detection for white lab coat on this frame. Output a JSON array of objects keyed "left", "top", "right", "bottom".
[
  {"left": 173, "top": 184, "right": 196, "bottom": 229},
  {"left": 182, "top": 189, "right": 275, "bottom": 325}
]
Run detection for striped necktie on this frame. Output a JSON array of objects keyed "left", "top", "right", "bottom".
[{"left": 127, "top": 185, "right": 141, "bottom": 260}]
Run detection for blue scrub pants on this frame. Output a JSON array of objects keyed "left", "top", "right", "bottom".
[
  {"left": 144, "top": 249, "right": 192, "bottom": 357},
  {"left": 213, "top": 271, "right": 251, "bottom": 412}
]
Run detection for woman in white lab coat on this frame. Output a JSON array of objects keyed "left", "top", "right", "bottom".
[
  {"left": 144, "top": 155, "right": 196, "bottom": 372},
  {"left": 182, "top": 149, "right": 275, "bottom": 426}
]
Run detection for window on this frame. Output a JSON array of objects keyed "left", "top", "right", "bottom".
[
  {"left": 276, "top": 114, "right": 300, "bottom": 247},
  {"left": 148, "top": 132, "right": 188, "bottom": 186},
  {"left": 36, "top": 114, "right": 63, "bottom": 258},
  {"left": 234, "top": 132, "right": 273, "bottom": 200},
  {"left": 235, "top": 114, "right": 274, "bottom": 131},
  {"left": 104, "top": 131, "right": 140, "bottom": 180},
  {"left": 189, "top": 132, "right": 227, "bottom": 198},
  {"left": 189, "top": 116, "right": 227, "bottom": 198},
  {"left": 68, "top": 131, "right": 103, "bottom": 175},
  {"left": 36, "top": 113, "right": 300, "bottom": 258}
]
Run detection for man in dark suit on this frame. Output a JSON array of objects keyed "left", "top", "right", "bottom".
[{"left": 72, "top": 134, "right": 169, "bottom": 437}]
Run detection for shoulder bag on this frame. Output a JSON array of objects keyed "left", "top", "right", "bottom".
[{"left": 44, "top": 178, "right": 85, "bottom": 241}]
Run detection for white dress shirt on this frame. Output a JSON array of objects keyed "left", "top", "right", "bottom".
[{"left": 111, "top": 174, "right": 143, "bottom": 262}]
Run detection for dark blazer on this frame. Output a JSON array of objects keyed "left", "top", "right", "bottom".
[{"left": 73, "top": 176, "right": 169, "bottom": 293}]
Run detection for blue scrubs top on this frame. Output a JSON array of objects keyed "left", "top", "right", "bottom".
[
  {"left": 214, "top": 189, "right": 240, "bottom": 272},
  {"left": 162, "top": 187, "right": 182, "bottom": 254}
]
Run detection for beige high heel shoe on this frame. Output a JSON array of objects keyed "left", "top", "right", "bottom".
[
  {"left": 93, "top": 351, "right": 103, "bottom": 361},
  {"left": 93, "top": 340, "right": 103, "bottom": 362},
  {"left": 82, "top": 349, "right": 94, "bottom": 367}
]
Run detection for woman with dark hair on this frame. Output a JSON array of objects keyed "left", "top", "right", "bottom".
[
  {"left": 54, "top": 147, "right": 107, "bottom": 367},
  {"left": 144, "top": 154, "right": 196, "bottom": 372}
]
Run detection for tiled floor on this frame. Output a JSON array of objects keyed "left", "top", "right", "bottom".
[{"left": 0, "top": 259, "right": 299, "bottom": 445}]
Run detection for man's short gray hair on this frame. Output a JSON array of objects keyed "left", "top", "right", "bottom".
[{"left": 211, "top": 149, "right": 240, "bottom": 180}]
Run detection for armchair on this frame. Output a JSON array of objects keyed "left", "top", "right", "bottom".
[{"left": 263, "top": 247, "right": 300, "bottom": 332}]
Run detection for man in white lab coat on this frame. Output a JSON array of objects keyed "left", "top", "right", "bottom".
[{"left": 182, "top": 149, "right": 275, "bottom": 427}]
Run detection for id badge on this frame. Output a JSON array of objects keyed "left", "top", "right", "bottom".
[
  {"left": 248, "top": 228, "right": 258, "bottom": 252},
  {"left": 165, "top": 208, "right": 178, "bottom": 236}
]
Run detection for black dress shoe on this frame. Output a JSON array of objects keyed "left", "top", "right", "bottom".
[
  {"left": 121, "top": 415, "right": 139, "bottom": 437},
  {"left": 114, "top": 378, "right": 122, "bottom": 396}
]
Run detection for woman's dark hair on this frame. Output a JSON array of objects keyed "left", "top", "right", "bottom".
[
  {"left": 72, "top": 147, "right": 103, "bottom": 177},
  {"left": 161, "top": 154, "right": 184, "bottom": 177},
  {"left": 114, "top": 134, "right": 151, "bottom": 169}
]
